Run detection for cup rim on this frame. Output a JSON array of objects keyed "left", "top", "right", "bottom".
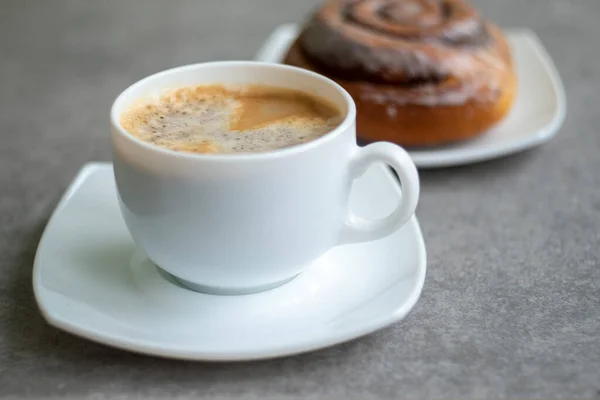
[{"left": 110, "top": 61, "right": 356, "bottom": 161}]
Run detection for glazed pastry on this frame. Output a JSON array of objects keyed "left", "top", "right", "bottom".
[{"left": 284, "top": 0, "right": 517, "bottom": 147}]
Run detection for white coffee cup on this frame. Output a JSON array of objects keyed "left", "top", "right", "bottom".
[{"left": 111, "top": 61, "right": 419, "bottom": 295}]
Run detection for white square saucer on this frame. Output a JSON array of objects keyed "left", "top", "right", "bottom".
[
  {"left": 255, "top": 24, "right": 566, "bottom": 169},
  {"left": 33, "top": 163, "right": 426, "bottom": 361}
]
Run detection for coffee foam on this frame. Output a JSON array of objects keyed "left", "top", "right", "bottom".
[{"left": 120, "top": 85, "right": 343, "bottom": 154}]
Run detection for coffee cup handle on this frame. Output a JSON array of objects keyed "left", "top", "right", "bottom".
[{"left": 339, "top": 142, "right": 420, "bottom": 245}]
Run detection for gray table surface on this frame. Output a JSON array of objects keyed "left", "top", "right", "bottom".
[{"left": 1, "top": 0, "right": 599, "bottom": 398}]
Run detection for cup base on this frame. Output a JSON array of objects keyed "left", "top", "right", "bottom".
[{"left": 156, "top": 266, "right": 299, "bottom": 295}]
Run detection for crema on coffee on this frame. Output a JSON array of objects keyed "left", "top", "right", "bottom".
[{"left": 120, "top": 84, "right": 343, "bottom": 154}]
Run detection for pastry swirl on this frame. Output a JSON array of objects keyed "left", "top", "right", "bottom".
[{"left": 284, "top": 0, "right": 517, "bottom": 146}]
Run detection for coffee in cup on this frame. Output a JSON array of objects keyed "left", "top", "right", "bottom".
[
  {"left": 111, "top": 61, "right": 419, "bottom": 295},
  {"left": 120, "top": 84, "right": 344, "bottom": 154}
]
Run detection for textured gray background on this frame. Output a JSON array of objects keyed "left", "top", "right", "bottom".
[{"left": 0, "top": 0, "right": 599, "bottom": 399}]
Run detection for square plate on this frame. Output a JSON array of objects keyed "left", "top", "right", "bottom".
[{"left": 33, "top": 163, "right": 426, "bottom": 360}]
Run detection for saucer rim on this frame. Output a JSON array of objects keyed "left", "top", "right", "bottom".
[
  {"left": 33, "top": 162, "right": 427, "bottom": 361},
  {"left": 254, "top": 24, "right": 567, "bottom": 169}
]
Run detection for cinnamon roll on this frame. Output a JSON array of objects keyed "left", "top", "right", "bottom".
[{"left": 284, "top": 0, "right": 516, "bottom": 147}]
